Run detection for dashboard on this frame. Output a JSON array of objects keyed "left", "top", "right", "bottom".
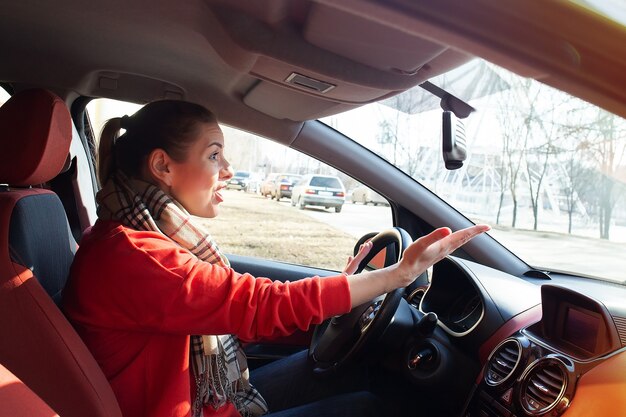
[
  {"left": 467, "top": 284, "right": 624, "bottom": 417},
  {"left": 397, "top": 256, "right": 626, "bottom": 417}
]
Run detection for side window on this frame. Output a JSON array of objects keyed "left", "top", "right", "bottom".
[
  {"left": 86, "top": 98, "right": 141, "bottom": 147},
  {"left": 85, "top": 99, "right": 393, "bottom": 271},
  {"left": 213, "top": 125, "right": 393, "bottom": 271}
]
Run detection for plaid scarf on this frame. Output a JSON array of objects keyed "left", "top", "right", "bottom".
[{"left": 96, "top": 172, "right": 268, "bottom": 417}]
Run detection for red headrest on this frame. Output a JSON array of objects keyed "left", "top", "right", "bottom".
[{"left": 0, "top": 89, "right": 72, "bottom": 186}]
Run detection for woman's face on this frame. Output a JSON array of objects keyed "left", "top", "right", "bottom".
[{"left": 167, "top": 122, "right": 233, "bottom": 218}]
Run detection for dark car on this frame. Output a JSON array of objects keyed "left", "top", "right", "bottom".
[
  {"left": 226, "top": 170, "right": 251, "bottom": 191},
  {"left": 273, "top": 173, "right": 301, "bottom": 200},
  {"left": 1, "top": 1, "right": 625, "bottom": 417}
]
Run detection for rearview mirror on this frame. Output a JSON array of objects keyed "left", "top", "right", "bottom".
[{"left": 442, "top": 111, "right": 467, "bottom": 170}]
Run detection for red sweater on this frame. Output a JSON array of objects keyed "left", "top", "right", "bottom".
[{"left": 63, "top": 220, "right": 351, "bottom": 417}]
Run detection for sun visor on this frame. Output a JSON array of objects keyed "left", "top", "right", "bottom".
[
  {"left": 210, "top": 0, "right": 473, "bottom": 120},
  {"left": 304, "top": 3, "right": 447, "bottom": 75},
  {"left": 210, "top": 2, "right": 472, "bottom": 90}
]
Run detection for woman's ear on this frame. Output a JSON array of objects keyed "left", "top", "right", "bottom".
[{"left": 146, "top": 148, "right": 174, "bottom": 186}]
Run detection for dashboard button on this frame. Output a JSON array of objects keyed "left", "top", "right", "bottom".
[{"left": 500, "top": 388, "right": 513, "bottom": 405}]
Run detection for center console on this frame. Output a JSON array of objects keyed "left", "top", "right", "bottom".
[{"left": 466, "top": 284, "right": 622, "bottom": 417}]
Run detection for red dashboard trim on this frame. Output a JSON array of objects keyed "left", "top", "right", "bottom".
[{"left": 476, "top": 305, "right": 543, "bottom": 383}]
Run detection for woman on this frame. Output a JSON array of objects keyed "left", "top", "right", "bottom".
[{"left": 63, "top": 100, "right": 489, "bottom": 417}]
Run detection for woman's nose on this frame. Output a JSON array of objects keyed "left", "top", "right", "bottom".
[{"left": 221, "top": 159, "right": 234, "bottom": 180}]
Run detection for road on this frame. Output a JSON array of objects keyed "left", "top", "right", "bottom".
[{"left": 275, "top": 199, "right": 393, "bottom": 238}]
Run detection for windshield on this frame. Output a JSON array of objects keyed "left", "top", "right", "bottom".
[{"left": 322, "top": 59, "right": 626, "bottom": 285}]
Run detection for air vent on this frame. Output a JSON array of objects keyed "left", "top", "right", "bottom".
[
  {"left": 485, "top": 339, "right": 521, "bottom": 386},
  {"left": 407, "top": 288, "right": 426, "bottom": 309},
  {"left": 520, "top": 360, "right": 567, "bottom": 415}
]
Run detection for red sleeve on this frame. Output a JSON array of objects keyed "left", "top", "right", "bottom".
[{"left": 72, "top": 227, "right": 351, "bottom": 342}]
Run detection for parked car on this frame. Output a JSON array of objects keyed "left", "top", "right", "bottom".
[
  {"left": 226, "top": 170, "right": 251, "bottom": 191},
  {"left": 350, "top": 185, "right": 388, "bottom": 206},
  {"left": 244, "top": 172, "right": 264, "bottom": 194},
  {"left": 260, "top": 173, "right": 278, "bottom": 197},
  {"left": 272, "top": 173, "right": 301, "bottom": 201},
  {"left": 291, "top": 175, "right": 346, "bottom": 213},
  {"left": 1, "top": 1, "right": 625, "bottom": 417}
]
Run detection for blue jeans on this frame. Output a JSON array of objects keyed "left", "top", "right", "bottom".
[{"left": 250, "top": 350, "right": 383, "bottom": 417}]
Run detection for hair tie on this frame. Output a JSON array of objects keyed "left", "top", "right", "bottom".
[{"left": 120, "top": 115, "right": 132, "bottom": 130}]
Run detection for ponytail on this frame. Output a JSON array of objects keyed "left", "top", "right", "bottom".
[
  {"left": 95, "top": 100, "right": 217, "bottom": 187},
  {"left": 97, "top": 117, "right": 123, "bottom": 186}
]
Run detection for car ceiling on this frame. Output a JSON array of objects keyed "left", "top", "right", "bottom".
[{"left": 1, "top": 0, "right": 626, "bottom": 145}]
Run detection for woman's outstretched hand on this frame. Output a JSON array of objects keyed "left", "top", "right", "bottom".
[
  {"left": 347, "top": 225, "right": 490, "bottom": 308},
  {"left": 392, "top": 225, "right": 491, "bottom": 290}
]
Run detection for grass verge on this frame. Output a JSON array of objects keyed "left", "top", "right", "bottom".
[{"left": 197, "top": 190, "right": 355, "bottom": 271}]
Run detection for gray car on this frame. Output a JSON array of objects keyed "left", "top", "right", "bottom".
[
  {"left": 350, "top": 185, "right": 389, "bottom": 206},
  {"left": 291, "top": 175, "right": 345, "bottom": 213}
]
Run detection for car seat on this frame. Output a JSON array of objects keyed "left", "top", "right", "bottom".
[
  {"left": 0, "top": 89, "right": 122, "bottom": 417},
  {"left": 0, "top": 363, "right": 60, "bottom": 417}
]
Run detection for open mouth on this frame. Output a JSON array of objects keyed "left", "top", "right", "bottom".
[{"left": 214, "top": 184, "right": 227, "bottom": 202}]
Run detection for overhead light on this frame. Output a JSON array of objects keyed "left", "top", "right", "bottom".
[{"left": 285, "top": 73, "right": 336, "bottom": 94}]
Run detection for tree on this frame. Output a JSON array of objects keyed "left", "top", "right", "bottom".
[
  {"left": 525, "top": 143, "right": 553, "bottom": 230},
  {"left": 495, "top": 78, "right": 537, "bottom": 227},
  {"left": 495, "top": 149, "right": 509, "bottom": 225},
  {"left": 376, "top": 94, "right": 426, "bottom": 177},
  {"left": 575, "top": 110, "right": 626, "bottom": 239},
  {"left": 561, "top": 148, "right": 593, "bottom": 234},
  {"left": 523, "top": 99, "right": 565, "bottom": 231}
]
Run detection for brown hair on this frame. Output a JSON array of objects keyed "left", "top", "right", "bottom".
[{"left": 97, "top": 100, "right": 217, "bottom": 185}]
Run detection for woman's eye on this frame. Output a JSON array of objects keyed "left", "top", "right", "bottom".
[{"left": 209, "top": 152, "right": 219, "bottom": 161}]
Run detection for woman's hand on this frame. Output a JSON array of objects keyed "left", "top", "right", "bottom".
[
  {"left": 390, "top": 225, "right": 490, "bottom": 290},
  {"left": 342, "top": 241, "right": 373, "bottom": 275},
  {"left": 347, "top": 225, "right": 490, "bottom": 307}
]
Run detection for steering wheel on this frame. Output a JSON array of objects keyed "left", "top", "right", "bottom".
[{"left": 309, "top": 227, "right": 413, "bottom": 376}]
